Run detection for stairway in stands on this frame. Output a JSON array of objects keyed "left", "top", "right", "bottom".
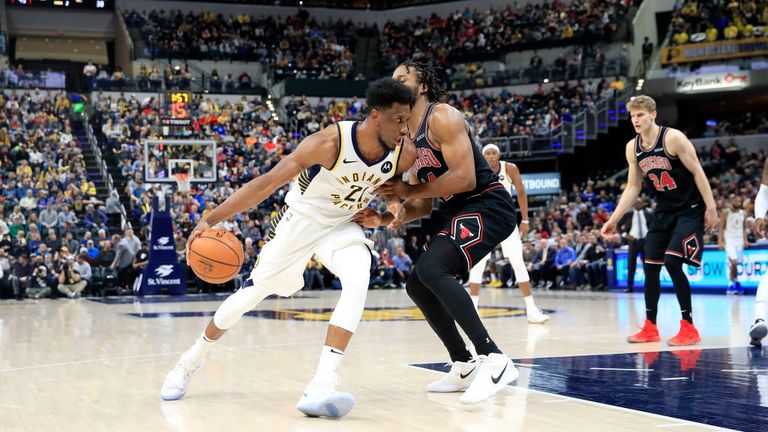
[{"left": 73, "top": 119, "right": 122, "bottom": 235}]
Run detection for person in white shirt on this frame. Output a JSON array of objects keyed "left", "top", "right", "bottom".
[
  {"left": 719, "top": 195, "right": 748, "bottom": 294},
  {"left": 749, "top": 160, "right": 768, "bottom": 346}
]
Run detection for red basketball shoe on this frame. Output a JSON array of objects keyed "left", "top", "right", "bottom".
[
  {"left": 667, "top": 320, "right": 701, "bottom": 346},
  {"left": 627, "top": 320, "right": 661, "bottom": 343}
]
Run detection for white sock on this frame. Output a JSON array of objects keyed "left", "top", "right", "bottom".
[
  {"left": 523, "top": 295, "right": 537, "bottom": 312},
  {"left": 470, "top": 295, "right": 479, "bottom": 310},
  {"left": 315, "top": 345, "right": 344, "bottom": 379},
  {"left": 187, "top": 334, "right": 214, "bottom": 361}
]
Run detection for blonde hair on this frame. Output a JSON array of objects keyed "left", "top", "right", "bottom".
[{"left": 626, "top": 95, "right": 656, "bottom": 113}]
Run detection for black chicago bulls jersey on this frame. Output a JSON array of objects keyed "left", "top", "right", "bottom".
[
  {"left": 409, "top": 103, "right": 499, "bottom": 211},
  {"left": 635, "top": 127, "right": 702, "bottom": 213}
]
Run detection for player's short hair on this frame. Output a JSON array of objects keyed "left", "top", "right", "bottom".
[
  {"left": 400, "top": 61, "right": 445, "bottom": 102},
  {"left": 627, "top": 95, "right": 656, "bottom": 113},
  {"left": 366, "top": 78, "right": 415, "bottom": 114}
]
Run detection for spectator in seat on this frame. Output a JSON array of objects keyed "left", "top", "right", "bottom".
[
  {"left": 11, "top": 254, "right": 33, "bottom": 300},
  {"left": 392, "top": 246, "right": 412, "bottom": 288},
  {"left": 84, "top": 204, "right": 108, "bottom": 230},
  {"left": 554, "top": 238, "right": 576, "bottom": 289},
  {"left": 528, "top": 239, "right": 557, "bottom": 289},
  {"left": 39, "top": 204, "right": 58, "bottom": 232}
]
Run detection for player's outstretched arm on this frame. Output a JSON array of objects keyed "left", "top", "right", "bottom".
[
  {"left": 507, "top": 162, "right": 530, "bottom": 236},
  {"left": 666, "top": 129, "right": 718, "bottom": 231},
  {"left": 601, "top": 140, "right": 643, "bottom": 237},
  {"left": 186, "top": 126, "right": 338, "bottom": 249}
]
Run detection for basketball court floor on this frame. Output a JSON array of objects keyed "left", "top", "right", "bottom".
[{"left": 1, "top": 288, "right": 765, "bottom": 431}]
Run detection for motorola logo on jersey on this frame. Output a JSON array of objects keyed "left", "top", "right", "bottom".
[{"left": 381, "top": 161, "right": 393, "bottom": 174}]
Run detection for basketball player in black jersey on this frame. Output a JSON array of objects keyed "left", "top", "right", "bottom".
[
  {"left": 372, "top": 62, "right": 519, "bottom": 404},
  {"left": 601, "top": 95, "right": 718, "bottom": 346}
]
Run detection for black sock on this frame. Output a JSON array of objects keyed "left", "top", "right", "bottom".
[
  {"left": 470, "top": 330, "right": 501, "bottom": 357},
  {"left": 665, "top": 255, "right": 693, "bottom": 323},
  {"left": 643, "top": 262, "right": 662, "bottom": 324}
]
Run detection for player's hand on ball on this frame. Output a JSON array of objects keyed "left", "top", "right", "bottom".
[
  {"left": 374, "top": 179, "right": 412, "bottom": 199},
  {"left": 352, "top": 208, "right": 382, "bottom": 228},
  {"left": 386, "top": 200, "right": 406, "bottom": 229},
  {"left": 186, "top": 219, "right": 211, "bottom": 261},
  {"left": 704, "top": 206, "right": 718, "bottom": 233},
  {"left": 600, "top": 220, "right": 616, "bottom": 238}
]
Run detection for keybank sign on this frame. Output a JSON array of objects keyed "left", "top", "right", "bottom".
[{"left": 511, "top": 172, "right": 561, "bottom": 196}]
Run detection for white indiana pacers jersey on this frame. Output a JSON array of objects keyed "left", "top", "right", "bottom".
[
  {"left": 724, "top": 208, "right": 744, "bottom": 241},
  {"left": 285, "top": 121, "right": 403, "bottom": 226},
  {"left": 497, "top": 161, "right": 515, "bottom": 194}
]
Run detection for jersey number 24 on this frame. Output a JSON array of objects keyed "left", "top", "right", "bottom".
[{"left": 648, "top": 171, "right": 677, "bottom": 191}]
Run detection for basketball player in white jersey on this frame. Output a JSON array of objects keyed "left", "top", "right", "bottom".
[
  {"left": 467, "top": 144, "right": 549, "bottom": 323},
  {"left": 719, "top": 195, "right": 747, "bottom": 294},
  {"left": 750, "top": 159, "right": 768, "bottom": 346},
  {"left": 160, "top": 78, "right": 417, "bottom": 419}
]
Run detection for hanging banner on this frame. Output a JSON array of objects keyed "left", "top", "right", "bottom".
[{"left": 662, "top": 37, "right": 768, "bottom": 64}]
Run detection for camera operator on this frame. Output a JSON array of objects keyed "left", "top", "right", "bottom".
[{"left": 57, "top": 256, "right": 87, "bottom": 299}]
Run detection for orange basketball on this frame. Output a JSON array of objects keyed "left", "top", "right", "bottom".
[{"left": 188, "top": 229, "right": 244, "bottom": 283}]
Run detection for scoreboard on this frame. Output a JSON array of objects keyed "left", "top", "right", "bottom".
[{"left": 161, "top": 91, "right": 193, "bottom": 137}]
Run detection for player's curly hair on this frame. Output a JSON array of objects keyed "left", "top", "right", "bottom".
[{"left": 400, "top": 61, "right": 446, "bottom": 103}]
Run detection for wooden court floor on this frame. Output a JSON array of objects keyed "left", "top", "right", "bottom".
[{"left": 1, "top": 288, "right": 764, "bottom": 431}]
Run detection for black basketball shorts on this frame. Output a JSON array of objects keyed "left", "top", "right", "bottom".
[{"left": 644, "top": 205, "right": 704, "bottom": 267}]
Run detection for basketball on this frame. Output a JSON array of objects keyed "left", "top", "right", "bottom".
[{"left": 187, "top": 229, "right": 244, "bottom": 283}]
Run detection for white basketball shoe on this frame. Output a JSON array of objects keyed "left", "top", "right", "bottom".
[
  {"left": 527, "top": 308, "right": 551, "bottom": 324},
  {"left": 750, "top": 319, "right": 767, "bottom": 347},
  {"left": 426, "top": 359, "right": 480, "bottom": 393},
  {"left": 296, "top": 373, "right": 356, "bottom": 418},
  {"left": 459, "top": 353, "right": 519, "bottom": 404},
  {"left": 160, "top": 351, "right": 205, "bottom": 401}
]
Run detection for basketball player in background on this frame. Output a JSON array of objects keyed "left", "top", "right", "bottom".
[
  {"left": 375, "top": 62, "right": 519, "bottom": 404},
  {"left": 160, "top": 78, "right": 417, "bottom": 419},
  {"left": 719, "top": 195, "right": 748, "bottom": 294},
  {"left": 601, "top": 95, "right": 717, "bottom": 346},
  {"left": 749, "top": 159, "right": 768, "bottom": 346},
  {"left": 466, "top": 144, "right": 549, "bottom": 323}
]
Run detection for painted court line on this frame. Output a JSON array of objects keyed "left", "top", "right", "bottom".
[
  {"left": 721, "top": 369, "right": 768, "bottom": 372},
  {"left": 660, "top": 377, "right": 689, "bottom": 381},
  {"left": 589, "top": 367, "right": 654, "bottom": 371}
]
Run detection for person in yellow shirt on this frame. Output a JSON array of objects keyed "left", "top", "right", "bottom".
[
  {"left": 610, "top": 76, "right": 625, "bottom": 92},
  {"left": 562, "top": 25, "right": 574, "bottom": 38},
  {"left": 673, "top": 30, "right": 689, "bottom": 44},
  {"left": 724, "top": 24, "right": 739, "bottom": 39},
  {"left": 705, "top": 26, "right": 719, "bottom": 41}
]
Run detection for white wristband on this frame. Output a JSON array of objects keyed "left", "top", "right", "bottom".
[
  {"left": 520, "top": 220, "right": 529, "bottom": 224},
  {"left": 756, "top": 184, "right": 768, "bottom": 220}
]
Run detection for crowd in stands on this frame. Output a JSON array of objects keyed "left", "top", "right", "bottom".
[
  {"left": 688, "top": 110, "right": 768, "bottom": 138},
  {"left": 446, "top": 44, "right": 626, "bottom": 90},
  {"left": 122, "top": 9, "right": 362, "bottom": 80},
  {"left": 670, "top": 0, "right": 768, "bottom": 46},
  {"left": 0, "top": 89, "right": 137, "bottom": 300},
  {"left": 379, "top": 0, "right": 634, "bottom": 71},
  {"left": 448, "top": 77, "right": 625, "bottom": 139}
]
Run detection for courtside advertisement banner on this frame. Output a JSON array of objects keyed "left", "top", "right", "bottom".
[{"left": 614, "top": 246, "right": 768, "bottom": 290}]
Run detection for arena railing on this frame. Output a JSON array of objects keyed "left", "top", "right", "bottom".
[{"left": 81, "top": 115, "right": 130, "bottom": 231}]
